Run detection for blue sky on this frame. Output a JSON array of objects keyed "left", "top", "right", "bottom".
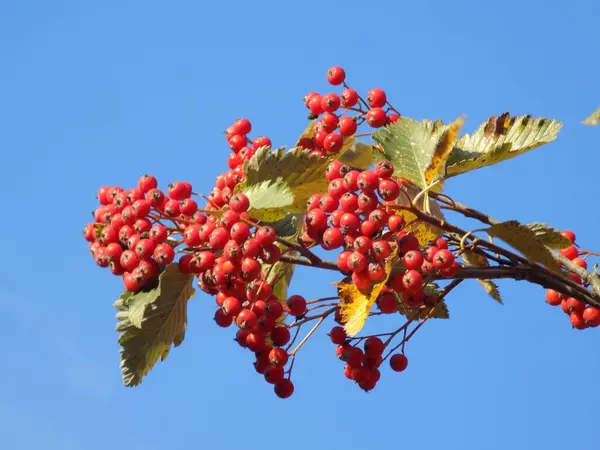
[{"left": 1, "top": 1, "right": 599, "bottom": 449}]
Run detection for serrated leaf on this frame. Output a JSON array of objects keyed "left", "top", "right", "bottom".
[
  {"left": 523, "top": 222, "right": 573, "bottom": 249},
  {"left": 393, "top": 182, "right": 444, "bottom": 246},
  {"left": 582, "top": 107, "right": 600, "bottom": 126},
  {"left": 335, "top": 246, "right": 399, "bottom": 336},
  {"left": 241, "top": 179, "right": 294, "bottom": 222},
  {"left": 295, "top": 120, "right": 316, "bottom": 143},
  {"left": 446, "top": 113, "right": 562, "bottom": 177},
  {"left": 486, "top": 220, "right": 561, "bottom": 272},
  {"left": 462, "top": 251, "right": 503, "bottom": 304},
  {"left": 238, "top": 142, "right": 361, "bottom": 218},
  {"left": 338, "top": 140, "right": 373, "bottom": 170},
  {"left": 372, "top": 116, "right": 464, "bottom": 188},
  {"left": 115, "top": 264, "right": 195, "bottom": 387}
]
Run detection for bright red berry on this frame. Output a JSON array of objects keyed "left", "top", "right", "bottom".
[
  {"left": 390, "top": 354, "right": 408, "bottom": 372},
  {"left": 367, "top": 88, "right": 387, "bottom": 108},
  {"left": 326, "top": 66, "right": 346, "bottom": 85}
]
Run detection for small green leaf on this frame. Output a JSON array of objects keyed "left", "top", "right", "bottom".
[
  {"left": 446, "top": 113, "right": 562, "bottom": 177},
  {"left": 241, "top": 179, "right": 295, "bottom": 222},
  {"left": 462, "top": 251, "right": 503, "bottom": 304},
  {"left": 115, "top": 264, "right": 195, "bottom": 387},
  {"left": 582, "top": 107, "right": 600, "bottom": 126},
  {"left": 486, "top": 220, "right": 561, "bottom": 272},
  {"left": 396, "top": 294, "right": 450, "bottom": 319},
  {"left": 523, "top": 222, "right": 572, "bottom": 249},
  {"left": 95, "top": 223, "right": 105, "bottom": 240},
  {"left": 372, "top": 116, "right": 463, "bottom": 188}
]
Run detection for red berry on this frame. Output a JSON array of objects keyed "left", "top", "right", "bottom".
[
  {"left": 387, "top": 114, "right": 400, "bottom": 124},
  {"left": 323, "top": 132, "right": 343, "bottom": 153},
  {"left": 269, "top": 348, "right": 289, "bottom": 367},
  {"left": 357, "top": 171, "right": 378, "bottom": 192},
  {"left": 320, "top": 112, "right": 339, "bottom": 132},
  {"left": 322, "top": 227, "right": 344, "bottom": 250},
  {"left": 321, "top": 93, "right": 341, "bottom": 113},
  {"left": 570, "top": 311, "right": 588, "bottom": 330},
  {"left": 252, "top": 136, "right": 272, "bottom": 149},
  {"left": 560, "top": 246, "right": 578, "bottom": 260},
  {"left": 583, "top": 306, "right": 600, "bottom": 327},
  {"left": 367, "top": 88, "right": 387, "bottom": 108},
  {"left": 274, "top": 379, "right": 294, "bottom": 399},
  {"left": 402, "top": 270, "right": 423, "bottom": 291},
  {"left": 403, "top": 250, "right": 424, "bottom": 270},
  {"left": 388, "top": 214, "right": 405, "bottom": 232},
  {"left": 432, "top": 249, "right": 455, "bottom": 269},
  {"left": 348, "top": 252, "right": 368, "bottom": 272},
  {"left": 375, "top": 160, "right": 394, "bottom": 179},
  {"left": 306, "top": 208, "right": 328, "bottom": 230},
  {"left": 340, "top": 88, "right": 358, "bottom": 108},
  {"left": 271, "top": 326, "right": 291, "bottom": 346},
  {"left": 236, "top": 309, "right": 258, "bottom": 330},
  {"left": 366, "top": 108, "right": 387, "bottom": 128},
  {"left": 561, "top": 230, "right": 576, "bottom": 243},
  {"left": 326, "top": 66, "right": 346, "bottom": 85},
  {"left": 256, "top": 226, "right": 277, "bottom": 246},
  {"left": 214, "top": 309, "right": 233, "bottom": 327},
  {"left": 566, "top": 297, "right": 586, "bottom": 314},
  {"left": 378, "top": 179, "right": 400, "bottom": 201},
  {"left": 230, "top": 222, "right": 251, "bottom": 244},
  {"left": 329, "top": 326, "right": 347, "bottom": 345},
  {"left": 153, "top": 243, "right": 175, "bottom": 265},
  {"left": 338, "top": 117, "right": 357, "bottom": 136},
  {"left": 352, "top": 270, "right": 372, "bottom": 289},
  {"left": 377, "top": 292, "right": 397, "bottom": 313},
  {"left": 390, "top": 354, "right": 408, "bottom": 372},
  {"left": 545, "top": 289, "right": 562, "bottom": 306},
  {"left": 167, "top": 181, "right": 192, "bottom": 201},
  {"left": 573, "top": 257, "right": 588, "bottom": 269},
  {"left": 364, "top": 337, "right": 384, "bottom": 357},
  {"left": 286, "top": 295, "right": 307, "bottom": 317}
]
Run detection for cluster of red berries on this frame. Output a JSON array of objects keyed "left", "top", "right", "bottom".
[
  {"left": 328, "top": 326, "right": 409, "bottom": 391},
  {"left": 295, "top": 66, "right": 400, "bottom": 157},
  {"left": 83, "top": 175, "right": 202, "bottom": 292},
  {"left": 545, "top": 230, "right": 600, "bottom": 329},
  {"left": 297, "top": 158, "right": 460, "bottom": 390}
]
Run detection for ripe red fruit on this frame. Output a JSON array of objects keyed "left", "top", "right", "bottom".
[
  {"left": 256, "top": 226, "right": 277, "bottom": 246},
  {"left": 566, "top": 297, "right": 586, "bottom": 314},
  {"left": 338, "top": 117, "right": 357, "bottom": 136},
  {"left": 246, "top": 331, "right": 266, "bottom": 352},
  {"left": 367, "top": 88, "right": 387, "bottom": 108},
  {"left": 357, "top": 171, "right": 378, "bottom": 192},
  {"left": 377, "top": 292, "right": 397, "bottom": 313},
  {"left": 340, "top": 88, "right": 358, "bottom": 108},
  {"left": 329, "top": 326, "right": 347, "bottom": 345},
  {"left": 323, "top": 132, "right": 343, "bottom": 153},
  {"left": 378, "top": 179, "right": 400, "bottom": 201},
  {"left": 402, "top": 270, "right": 423, "bottom": 291},
  {"left": 570, "top": 311, "right": 588, "bottom": 330},
  {"left": 321, "top": 93, "right": 341, "bottom": 112},
  {"left": 390, "top": 354, "right": 408, "bottom": 372},
  {"left": 214, "top": 309, "right": 233, "bottom": 327},
  {"left": 286, "top": 295, "right": 307, "bottom": 317},
  {"left": 352, "top": 270, "right": 372, "bottom": 289},
  {"left": 572, "top": 257, "right": 588, "bottom": 269},
  {"left": 423, "top": 246, "right": 439, "bottom": 262},
  {"left": 348, "top": 252, "right": 368, "bottom": 272},
  {"left": 545, "top": 289, "right": 562, "bottom": 306},
  {"left": 322, "top": 227, "right": 344, "bottom": 250},
  {"left": 372, "top": 240, "right": 392, "bottom": 262},
  {"left": 375, "top": 160, "right": 394, "bottom": 179},
  {"left": 230, "top": 222, "right": 251, "bottom": 244},
  {"left": 403, "top": 250, "right": 424, "bottom": 270},
  {"left": 271, "top": 326, "right": 291, "bottom": 346},
  {"left": 364, "top": 336, "right": 385, "bottom": 357},
  {"left": 222, "top": 296, "right": 242, "bottom": 317},
  {"left": 319, "top": 194, "right": 339, "bottom": 212},
  {"left": 326, "top": 66, "right": 346, "bottom": 85},
  {"left": 366, "top": 108, "right": 387, "bottom": 128},
  {"left": 388, "top": 214, "right": 405, "bottom": 232},
  {"left": 560, "top": 245, "right": 578, "bottom": 260},
  {"left": 561, "top": 230, "right": 576, "bottom": 243},
  {"left": 269, "top": 348, "right": 289, "bottom": 367},
  {"left": 306, "top": 208, "right": 328, "bottom": 230},
  {"left": 387, "top": 114, "right": 400, "bottom": 124},
  {"left": 265, "top": 365, "right": 285, "bottom": 384},
  {"left": 167, "top": 181, "right": 192, "bottom": 201},
  {"left": 252, "top": 136, "right": 272, "bottom": 149},
  {"left": 353, "top": 236, "right": 373, "bottom": 254},
  {"left": 229, "top": 193, "right": 250, "bottom": 213},
  {"left": 274, "top": 379, "right": 294, "bottom": 399},
  {"left": 583, "top": 306, "right": 600, "bottom": 327},
  {"left": 236, "top": 309, "right": 258, "bottom": 330},
  {"left": 432, "top": 249, "right": 455, "bottom": 269},
  {"left": 320, "top": 112, "right": 339, "bottom": 132},
  {"left": 153, "top": 243, "right": 175, "bottom": 265}
]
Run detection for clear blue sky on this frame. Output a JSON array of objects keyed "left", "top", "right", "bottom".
[{"left": 1, "top": 1, "right": 599, "bottom": 449}]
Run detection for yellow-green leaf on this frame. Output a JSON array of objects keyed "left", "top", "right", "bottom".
[
  {"left": 582, "top": 107, "right": 600, "bottom": 126},
  {"left": 115, "top": 264, "right": 195, "bottom": 387},
  {"left": 462, "top": 251, "right": 503, "bottom": 304},
  {"left": 338, "top": 140, "right": 373, "bottom": 170},
  {"left": 335, "top": 246, "right": 398, "bottom": 336},
  {"left": 523, "top": 222, "right": 572, "bottom": 249},
  {"left": 486, "top": 220, "right": 561, "bottom": 272},
  {"left": 446, "top": 113, "right": 562, "bottom": 177},
  {"left": 372, "top": 116, "right": 464, "bottom": 188},
  {"left": 241, "top": 179, "right": 294, "bottom": 222},
  {"left": 393, "top": 181, "right": 444, "bottom": 246}
]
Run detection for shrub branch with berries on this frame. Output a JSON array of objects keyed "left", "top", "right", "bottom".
[{"left": 84, "top": 66, "right": 600, "bottom": 398}]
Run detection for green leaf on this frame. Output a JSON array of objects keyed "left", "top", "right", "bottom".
[
  {"left": 523, "top": 222, "right": 572, "bottom": 249},
  {"left": 115, "top": 264, "right": 195, "bottom": 387},
  {"left": 372, "top": 116, "right": 464, "bottom": 188},
  {"left": 582, "top": 107, "right": 600, "bottom": 126},
  {"left": 446, "top": 113, "right": 562, "bottom": 177},
  {"left": 238, "top": 143, "right": 360, "bottom": 219},
  {"left": 462, "top": 251, "right": 503, "bottom": 304},
  {"left": 240, "top": 179, "right": 295, "bottom": 222},
  {"left": 486, "top": 220, "right": 561, "bottom": 272}
]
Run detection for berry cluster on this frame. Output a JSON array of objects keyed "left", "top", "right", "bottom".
[
  {"left": 296, "top": 66, "right": 400, "bottom": 157},
  {"left": 83, "top": 175, "right": 199, "bottom": 292},
  {"left": 545, "top": 230, "right": 600, "bottom": 329}
]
